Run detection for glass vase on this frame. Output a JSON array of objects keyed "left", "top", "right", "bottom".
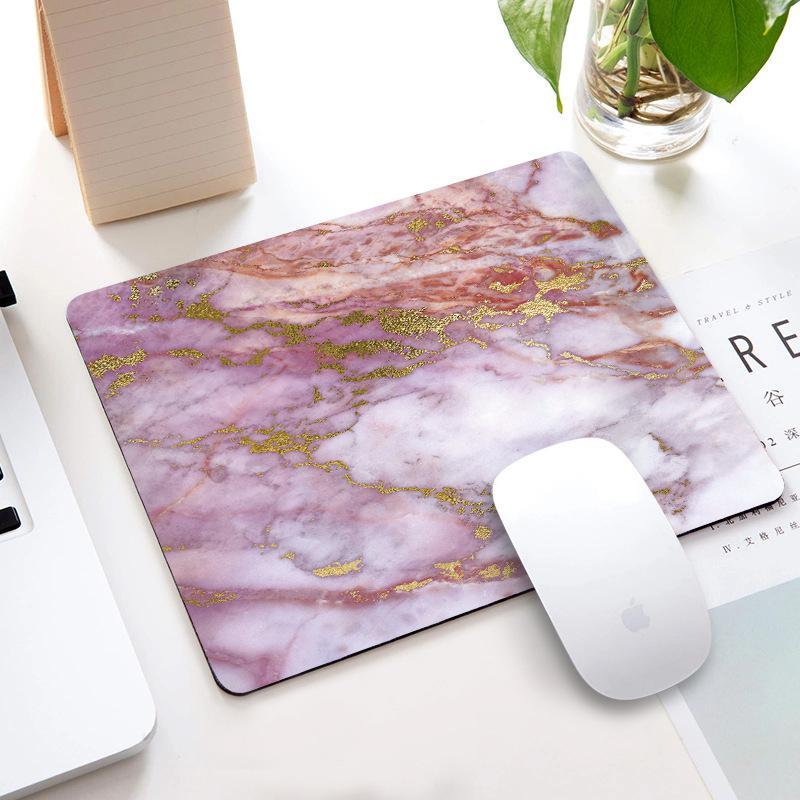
[{"left": 575, "top": 0, "right": 712, "bottom": 160}]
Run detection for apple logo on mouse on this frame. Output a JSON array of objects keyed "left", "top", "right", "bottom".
[{"left": 621, "top": 598, "right": 650, "bottom": 632}]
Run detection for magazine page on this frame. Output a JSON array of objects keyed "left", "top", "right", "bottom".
[{"left": 662, "top": 239, "right": 800, "bottom": 800}]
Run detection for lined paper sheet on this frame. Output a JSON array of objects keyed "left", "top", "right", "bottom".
[{"left": 39, "top": 0, "right": 256, "bottom": 223}]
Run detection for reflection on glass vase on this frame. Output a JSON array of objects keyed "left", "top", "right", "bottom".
[{"left": 575, "top": 0, "right": 712, "bottom": 160}]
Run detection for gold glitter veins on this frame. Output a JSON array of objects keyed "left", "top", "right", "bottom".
[
  {"left": 489, "top": 278, "right": 528, "bottom": 294},
  {"left": 534, "top": 272, "right": 588, "bottom": 295},
  {"left": 312, "top": 558, "right": 363, "bottom": 577},
  {"left": 433, "top": 486, "right": 488, "bottom": 516},
  {"left": 224, "top": 319, "right": 316, "bottom": 346},
  {"left": 587, "top": 220, "right": 617, "bottom": 237},
  {"left": 473, "top": 525, "right": 492, "bottom": 540},
  {"left": 331, "top": 279, "right": 587, "bottom": 355},
  {"left": 185, "top": 292, "right": 226, "bottom": 322},
  {"left": 407, "top": 217, "right": 428, "bottom": 240},
  {"left": 245, "top": 348, "right": 271, "bottom": 366},
  {"left": 651, "top": 434, "right": 672, "bottom": 453},
  {"left": 378, "top": 307, "right": 461, "bottom": 344},
  {"left": 105, "top": 372, "right": 136, "bottom": 398},
  {"left": 393, "top": 578, "right": 432, "bottom": 593},
  {"left": 434, "top": 560, "right": 464, "bottom": 580},
  {"left": 479, "top": 564, "right": 502, "bottom": 579},
  {"left": 680, "top": 347, "right": 701, "bottom": 366},
  {"left": 559, "top": 351, "right": 668, "bottom": 381},
  {"left": 295, "top": 457, "right": 495, "bottom": 519},
  {"left": 241, "top": 421, "right": 353, "bottom": 462},
  {"left": 316, "top": 338, "right": 427, "bottom": 362},
  {"left": 240, "top": 428, "right": 317, "bottom": 457},
  {"left": 168, "top": 348, "right": 204, "bottom": 360},
  {"left": 516, "top": 297, "right": 564, "bottom": 324},
  {"left": 339, "top": 310, "right": 375, "bottom": 327},
  {"left": 511, "top": 269, "right": 588, "bottom": 325},
  {"left": 342, "top": 361, "right": 433, "bottom": 383},
  {"left": 220, "top": 347, "right": 271, "bottom": 367},
  {"left": 521, "top": 339, "right": 551, "bottom": 358},
  {"left": 181, "top": 586, "right": 238, "bottom": 607},
  {"left": 479, "top": 562, "right": 516, "bottom": 580},
  {"left": 88, "top": 347, "right": 147, "bottom": 378},
  {"left": 434, "top": 210, "right": 465, "bottom": 229},
  {"left": 676, "top": 347, "right": 708, "bottom": 378}
]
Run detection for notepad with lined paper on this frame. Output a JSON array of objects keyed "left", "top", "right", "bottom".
[{"left": 37, "top": 0, "right": 256, "bottom": 224}]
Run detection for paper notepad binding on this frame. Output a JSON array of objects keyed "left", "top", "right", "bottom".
[{"left": 36, "top": 0, "right": 256, "bottom": 224}]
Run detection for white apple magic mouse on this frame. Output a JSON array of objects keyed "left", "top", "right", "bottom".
[{"left": 492, "top": 438, "right": 711, "bottom": 701}]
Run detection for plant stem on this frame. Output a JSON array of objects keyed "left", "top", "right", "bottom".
[
  {"left": 587, "top": 0, "right": 704, "bottom": 124},
  {"left": 597, "top": 0, "right": 612, "bottom": 33},
  {"left": 616, "top": 0, "right": 646, "bottom": 117},
  {"left": 617, "top": 34, "right": 641, "bottom": 117},
  {"left": 625, "top": 0, "right": 647, "bottom": 34},
  {"left": 599, "top": 40, "right": 628, "bottom": 71}
]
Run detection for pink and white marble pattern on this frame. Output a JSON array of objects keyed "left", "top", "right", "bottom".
[{"left": 68, "top": 153, "right": 776, "bottom": 694}]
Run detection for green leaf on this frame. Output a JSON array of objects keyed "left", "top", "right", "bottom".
[
  {"left": 648, "top": 0, "right": 788, "bottom": 102},
  {"left": 498, "top": 0, "right": 576, "bottom": 112},
  {"left": 760, "top": 0, "right": 799, "bottom": 31}
]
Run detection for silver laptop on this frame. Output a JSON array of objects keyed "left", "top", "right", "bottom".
[{"left": 0, "top": 275, "right": 155, "bottom": 799}]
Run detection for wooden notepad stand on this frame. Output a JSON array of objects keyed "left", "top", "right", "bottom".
[
  {"left": 37, "top": 3, "right": 68, "bottom": 138},
  {"left": 36, "top": 0, "right": 256, "bottom": 224}
]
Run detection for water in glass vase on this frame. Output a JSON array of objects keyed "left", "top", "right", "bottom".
[{"left": 575, "top": 0, "right": 712, "bottom": 160}]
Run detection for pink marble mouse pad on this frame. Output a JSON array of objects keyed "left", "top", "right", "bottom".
[{"left": 68, "top": 152, "right": 779, "bottom": 694}]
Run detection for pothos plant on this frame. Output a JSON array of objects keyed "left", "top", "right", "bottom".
[{"left": 499, "top": 0, "right": 795, "bottom": 119}]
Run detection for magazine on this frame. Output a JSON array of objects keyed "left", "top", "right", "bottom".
[{"left": 662, "top": 238, "right": 800, "bottom": 800}]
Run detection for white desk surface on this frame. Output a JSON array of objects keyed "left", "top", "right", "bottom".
[{"left": 2, "top": 2, "right": 798, "bottom": 798}]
